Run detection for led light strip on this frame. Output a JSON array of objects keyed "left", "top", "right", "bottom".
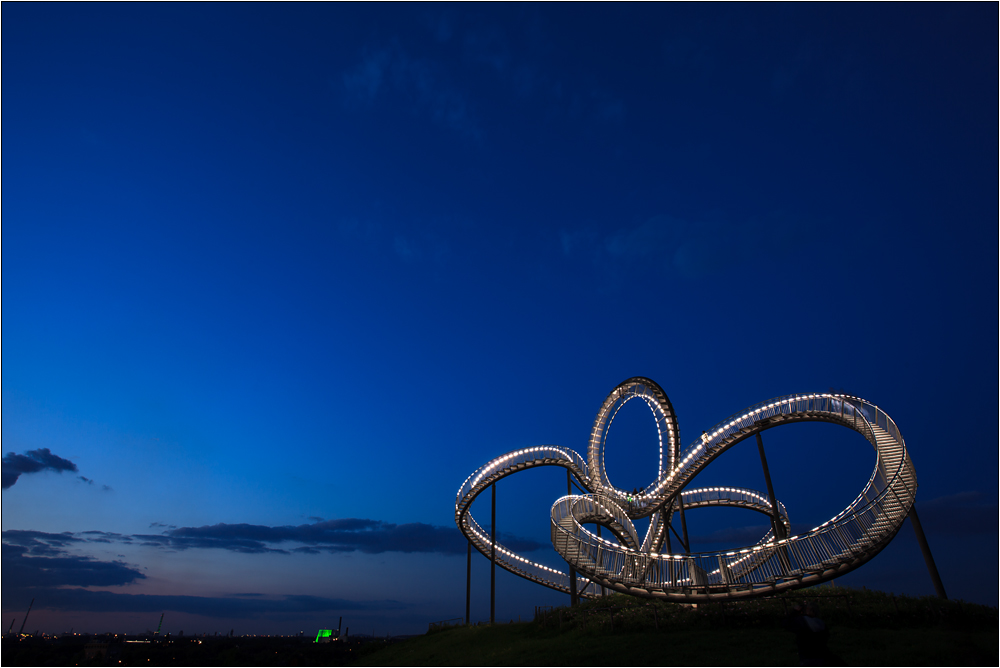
[{"left": 456, "top": 384, "right": 914, "bottom": 600}]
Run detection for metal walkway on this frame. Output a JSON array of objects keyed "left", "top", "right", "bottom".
[{"left": 455, "top": 377, "right": 917, "bottom": 601}]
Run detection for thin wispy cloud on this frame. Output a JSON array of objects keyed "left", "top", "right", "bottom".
[
  {"left": 342, "top": 10, "right": 629, "bottom": 141},
  {"left": 561, "top": 211, "right": 811, "bottom": 282},
  {"left": 3, "top": 544, "right": 146, "bottom": 589},
  {"left": 2, "top": 532, "right": 403, "bottom": 618},
  {"left": 0, "top": 587, "right": 401, "bottom": 618},
  {"left": 133, "top": 518, "right": 545, "bottom": 555},
  {"left": 462, "top": 24, "right": 512, "bottom": 74},
  {"left": 603, "top": 214, "right": 732, "bottom": 279},
  {"left": 342, "top": 41, "right": 481, "bottom": 140},
  {"left": 4, "top": 520, "right": 546, "bottom": 558},
  {"left": 77, "top": 475, "right": 113, "bottom": 492},
  {"left": 393, "top": 235, "right": 419, "bottom": 261},
  {"left": 2, "top": 529, "right": 85, "bottom": 556}
]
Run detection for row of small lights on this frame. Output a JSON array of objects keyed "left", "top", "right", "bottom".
[
  {"left": 565, "top": 488, "right": 788, "bottom": 559},
  {"left": 682, "top": 487, "right": 794, "bottom": 572},
  {"left": 476, "top": 500, "right": 892, "bottom": 587},
  {"left": 458, "top": 444, "right": 601, "bottom": 587},
  {"left": 596, "top": 391, "right": 674, "bottom": 481},
  {"left": 561, "top": 496, "right": 641, "bottom": 550},
  {"left": 559, "top": 467, "right": 846, "bottom": 570},
  {"left": 458, "top": 391, "right": 911, "bottom": 590},
  {"left": 465, "top": 520, "right": 564, "bottom": 576},
  {"left": 685, "top": 486, "right": 786, "bottom": 513},
  {"left": 647, "top": 393, "right": 854, "bottom": 496},
  {"left": 466, "top": 391, "right": 848, "bottom": 502},
  {"left": 458, "top": 445, "right": 590, "bottom": 502},
  {"left": 462, "top": 392, "right": 880, "bottom": 504},
  {"left": 465, "top": 473, "right": 792, "bottom": 566}
]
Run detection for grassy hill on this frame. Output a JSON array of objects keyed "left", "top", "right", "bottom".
[{"left": 354, "top": 586, "right": 998, "bottom": 666}]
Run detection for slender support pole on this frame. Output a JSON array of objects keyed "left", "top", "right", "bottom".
[
  {"left": 567, "top": 470, "right": 578, "bottom": 607},
  {"left": 908, "top": 505, "right": 947, "bottom": 599},
  {"left": 490, "top": 482, "right": 496, "bottom": 624},
  {"left": 756, "top": 432, "right": 790, "bottom": 571},
  {"left": 664, "top": 509, "right": 675, "bottom": 586},
  {"left": 756, "top": 432, "right": 785, "bottom": 539},
  {"left": 669, "top": 523, "right": 686, "bottom": 549},
  {"left": 596, "top": 524, "right": 605, "bottom": 596},
  {"left": 677, "top": 495, "right": 691, "bottom": 552},
  {"left": 465, "top": 540, "right": 471, "bottom": 625}
]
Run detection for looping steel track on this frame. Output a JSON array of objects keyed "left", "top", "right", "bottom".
[{"left": 456, "top": 378, "right": 915, "bottom": 600}]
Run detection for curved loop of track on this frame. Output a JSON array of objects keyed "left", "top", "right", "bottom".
[{"left": 455, "top": 391, "right": 915, "bottom": 600}]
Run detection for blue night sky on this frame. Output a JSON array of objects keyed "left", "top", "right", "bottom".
[{"left": 3, "top": 4, "right": 997, "bottom": 636}]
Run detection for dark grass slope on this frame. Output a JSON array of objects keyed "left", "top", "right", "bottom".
[
  {"left": 355, "top": 586, "right": 998, "bottom": 667},
  {"left": 2, "top": 587, "right": 994, "bottom": 666}
]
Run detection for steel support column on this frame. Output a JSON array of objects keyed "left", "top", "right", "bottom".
[
  {"left": 677, "top": 495, "right": 691, "bottom": 552},
  {"left": 756, "top": 433, "right": 785, "bottom": 539},
  {"left": 756, "top": 432, "right": 790, "bottom": 572},
  {"left": 490, "top": 482, "right": 496, "bottom": 624},
  {"left": 596, "top": 524, "right": 605, "bottom": 596},
  {"left": 908, "top": 505, "right": 947, "bottom": 599},
  {"left": 465, "top": 540, "right": 471, "bottom": 625},
  {"left": 664, "top": 508, "right": 675, "bottom": 586},
  {"left": 567, "top": 470, "right": 578, "bottom": 607}
]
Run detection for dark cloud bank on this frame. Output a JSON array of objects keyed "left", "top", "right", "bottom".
[
  {"left": 2, "top": 448, "right": 78, "bottom": 489},
  {"left": 2, "top": 539, "right": 396, "bottom": 617},
  {"left": 8, "top": 491, "right": 986, "bottom": 618},
  {"left": 4, "top": 517, "right": 543, "bottom": 561},
  {"left": 1, "top": 528, "right": 404, "bottom": 618},
  {"left": 1, "top": 518, "right": 543, "bottom": 616},
  {"left": 132, "top": 518, "right": 543, "bottom": 555}
]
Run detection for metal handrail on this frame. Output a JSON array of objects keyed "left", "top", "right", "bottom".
[
  {"left": 455, "top": 446, "right": 596, "bottom": 596},
  {"left": 549, "top": 397, "right": 914, "bottom": 598},
  {"left": 456, "top": 387, "right": 916, "bottom": 601}
]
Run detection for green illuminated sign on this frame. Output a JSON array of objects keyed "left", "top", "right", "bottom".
[{"left": 314, "top": 630, "right": 333, "bottom": 643}]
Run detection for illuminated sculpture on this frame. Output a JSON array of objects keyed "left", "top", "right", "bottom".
[{"left": 456, "top": 377, "right": 926, "bottom": 602}]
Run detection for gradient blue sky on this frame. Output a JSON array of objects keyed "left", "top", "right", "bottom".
[{"left": 3, "top": 4, "right": 997, "bottom": 636}]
